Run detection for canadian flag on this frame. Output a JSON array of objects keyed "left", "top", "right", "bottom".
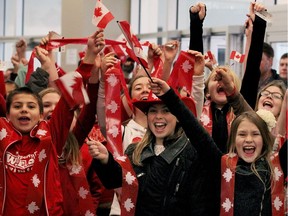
[
  {"left": 92, "top": 0, "right": 114, "bottom": 29},
  {"left": 168, "top": 51, "right": 195, "bottom": 95},
  {"left": 204, "top": 51, "right": 213, "bottom": 63},
  {"left": 55, "top": 71, "right": 90, "bottom": 109},
  {"left": 230, "top": 51, "right": 245, "bottom": 63},
  {"left": 117, "top": 20, "right": 148, "bottom": 68}
]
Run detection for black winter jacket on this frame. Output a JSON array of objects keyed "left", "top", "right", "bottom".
[{"left": 92, "top": 90, "right": 218, "bottom": 216}]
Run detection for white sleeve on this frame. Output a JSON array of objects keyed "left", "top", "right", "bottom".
[{"left": 192, "top": 74, "right": 205, "bottom": 119}]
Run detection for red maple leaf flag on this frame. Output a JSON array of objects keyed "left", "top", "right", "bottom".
[
  {"left": 92, "top": 0, "right": 114, "bottom": 29},
  {"left": 204, "top": 51, "right": 213, "bottom": 63},
  {"left": 117, "top": 20, "right": 148, "bottom": 68},
  {"left": 230, "top": 51, "right": 245, "bottom": 63},
  {"left": 55, "top": 71, "right": 90, "bottom": 109},
  {"left": 168, "top": 51, "right": 195, "bottom": 95}
]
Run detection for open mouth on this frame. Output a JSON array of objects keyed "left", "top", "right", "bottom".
[
  {"left": 243, "top": 146, "right": 255, "bottom": 154},
  {"left": 18, "top": 116, "right": 30, "bottom": 123},
  {"left": 154, "top": 122, "right": 166, "bottom": 130},
  {"left": 263, "top": 101, "right": 273, "bottom": 108},
  {"left": 217, "top": 86, "right": 225, "bottom": 94},
  {"left": 140, "top": 95, "right": 149, "bottom": 100}
]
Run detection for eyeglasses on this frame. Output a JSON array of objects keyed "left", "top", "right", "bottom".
[{"left": 260, "top": 90, "right": 283, "bottom": 100}]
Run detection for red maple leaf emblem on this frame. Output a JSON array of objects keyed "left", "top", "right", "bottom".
[
  {"left": 94, "top": 7, "right": 102, "bottom": 17},
  {"left": 235, "top": 54, "right": 240, "bottom": 59}
]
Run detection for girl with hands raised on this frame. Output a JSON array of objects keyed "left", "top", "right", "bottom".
[{"left": 90, "top": 76, "right": 215, "bottom": 216}]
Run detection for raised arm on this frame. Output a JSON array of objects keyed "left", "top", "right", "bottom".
[
  {"left": 135, "top": 43, "right": 162, "bottom": 77},
  {"left": 215, "top": 66, "right": 253, "bottom": 116},
  {"left": 73, "top": 30, "right": 105, "bottom": 145},
  {"left": 39, "top": 33, "right": 59, "bottom": 87},
  {"left": 97, "top": 52, "right": 119, "bottom": 137},
  {"left": 161, "top": 40, "right": 180, "bottom": 81},
  {"left": 188, "top": 50, "right": 205, "bottom": 118},
  {"left": 273, "top": 89, "right": 288, "bottom": 151},
  {"left": 149, "top": 77, "right": 222, "bottom": 166},
  {"left": 33, "top": 45, "right": 75, "bottom": 155},
  {"left": 189, "top": 2, "right": 206, "bottom": 53},
  {"left": 240, "top": 2, "right": 267, "bottom": 108}
]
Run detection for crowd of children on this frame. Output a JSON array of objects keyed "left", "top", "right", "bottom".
[{"left": 0, "top": 1, "right": 287, "bottom": 216}]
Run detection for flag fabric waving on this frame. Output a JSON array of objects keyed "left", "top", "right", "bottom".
[
  {"left": 204, "top": 51, "right": 213, "bottom": 63},
  {"left": 117, "top": 20, "right": 148, "bottom": 68},
  {"left": 55, "top": 71, "right": 90, "bottom": 109},
  {"left": 168, "top": 51, "right": 195, "bottom": 95},
  {"left": 92, "top": 0, "right": 114, "bottom": 29},
  {"left": 230, "top": 51, "right": 245, "bottom": 63}
]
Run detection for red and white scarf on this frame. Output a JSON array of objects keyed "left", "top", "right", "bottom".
[
  {"left": 200, "top": 100, "right": 234, "bottom": 136},
  {"left": 220, "top": 153, "right": 285, "bottom": 216},
  {"left": 104, "top": 64, "right": 138, "bottom": 216}
]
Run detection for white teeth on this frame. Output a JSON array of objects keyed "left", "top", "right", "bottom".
[
  {"left": 263, "top": 101, "right": 272, "bottom": 107},
  {"left": 244, "top": 146, "right": 254, "bottom": 150},
  {"left": 155, "top": 123, "right": 165, "bottom": 127}
]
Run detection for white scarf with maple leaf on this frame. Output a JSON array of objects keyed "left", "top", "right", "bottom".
[
  {"left": 220, "top": 153, "right": 285, "bottom": 215},
  {"left": 104, "top": 64, "right": 138, "bottom": 216}
]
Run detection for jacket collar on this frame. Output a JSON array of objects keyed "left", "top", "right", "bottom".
[{"left": 140, "top": 134, "right": 188, "bottom": 164}]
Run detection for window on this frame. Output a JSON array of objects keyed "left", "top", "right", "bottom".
[{"left": 0, "top": 0, "right": 61, "bottom": 64}]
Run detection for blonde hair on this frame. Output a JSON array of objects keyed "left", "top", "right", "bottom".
[
  {"left": 59, "top": 132, "right": 82, "bottom": 166},
  {"left": 39, "top": 87, "right": 61, "bottom": 98}
]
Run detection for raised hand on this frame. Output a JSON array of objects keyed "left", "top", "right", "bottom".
[
  {"left": 190, "top": 2, "right": 206, "bottom": 20},
  {"left": 147, "top": 43, "right": 162, "bottom": 73},
  {"left": 100, "top": 52, "right": 118, "bottom": 76},
  {"left": 248, "top": 2, "right": 266, "bottom": 22},
  {"left": 187, "top": 50, "right": 205, "bottom": 76},
  {"left": 161, "top": 40, "right": 180, "bottom": 81},
  {"left": 214, "top": 66, "right": 236, "bottom": 96},
  {"left": 35, "top": 44, "right": 58, "bottom": 84},
  {"left": 15, "top": 39, "right": 27, "bottom": 60},
  {"left": 39, "top": 32, "right": 58, "bottom": 64},
  {"left": 35, "top": 46, "right": 51, "bottom": 67},
  {"left": 87, "top": 140, "right": 109, "bottom": 164},
  {"left": 162, "top": 40, "right": 179, "bottom": 63},
  {"left": 149, "top": 77, "right": 170, "bottom": 97},
  {"left": 84, "top": 29, "right": 105, "bottom": 64}
]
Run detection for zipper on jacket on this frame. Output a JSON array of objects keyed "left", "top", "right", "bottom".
[
  {"left": 163, "top": 157, "right": 180, "bottom": 207},
  {"left": 174, "top": 171, "right": 185, "bottom": 196}
]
